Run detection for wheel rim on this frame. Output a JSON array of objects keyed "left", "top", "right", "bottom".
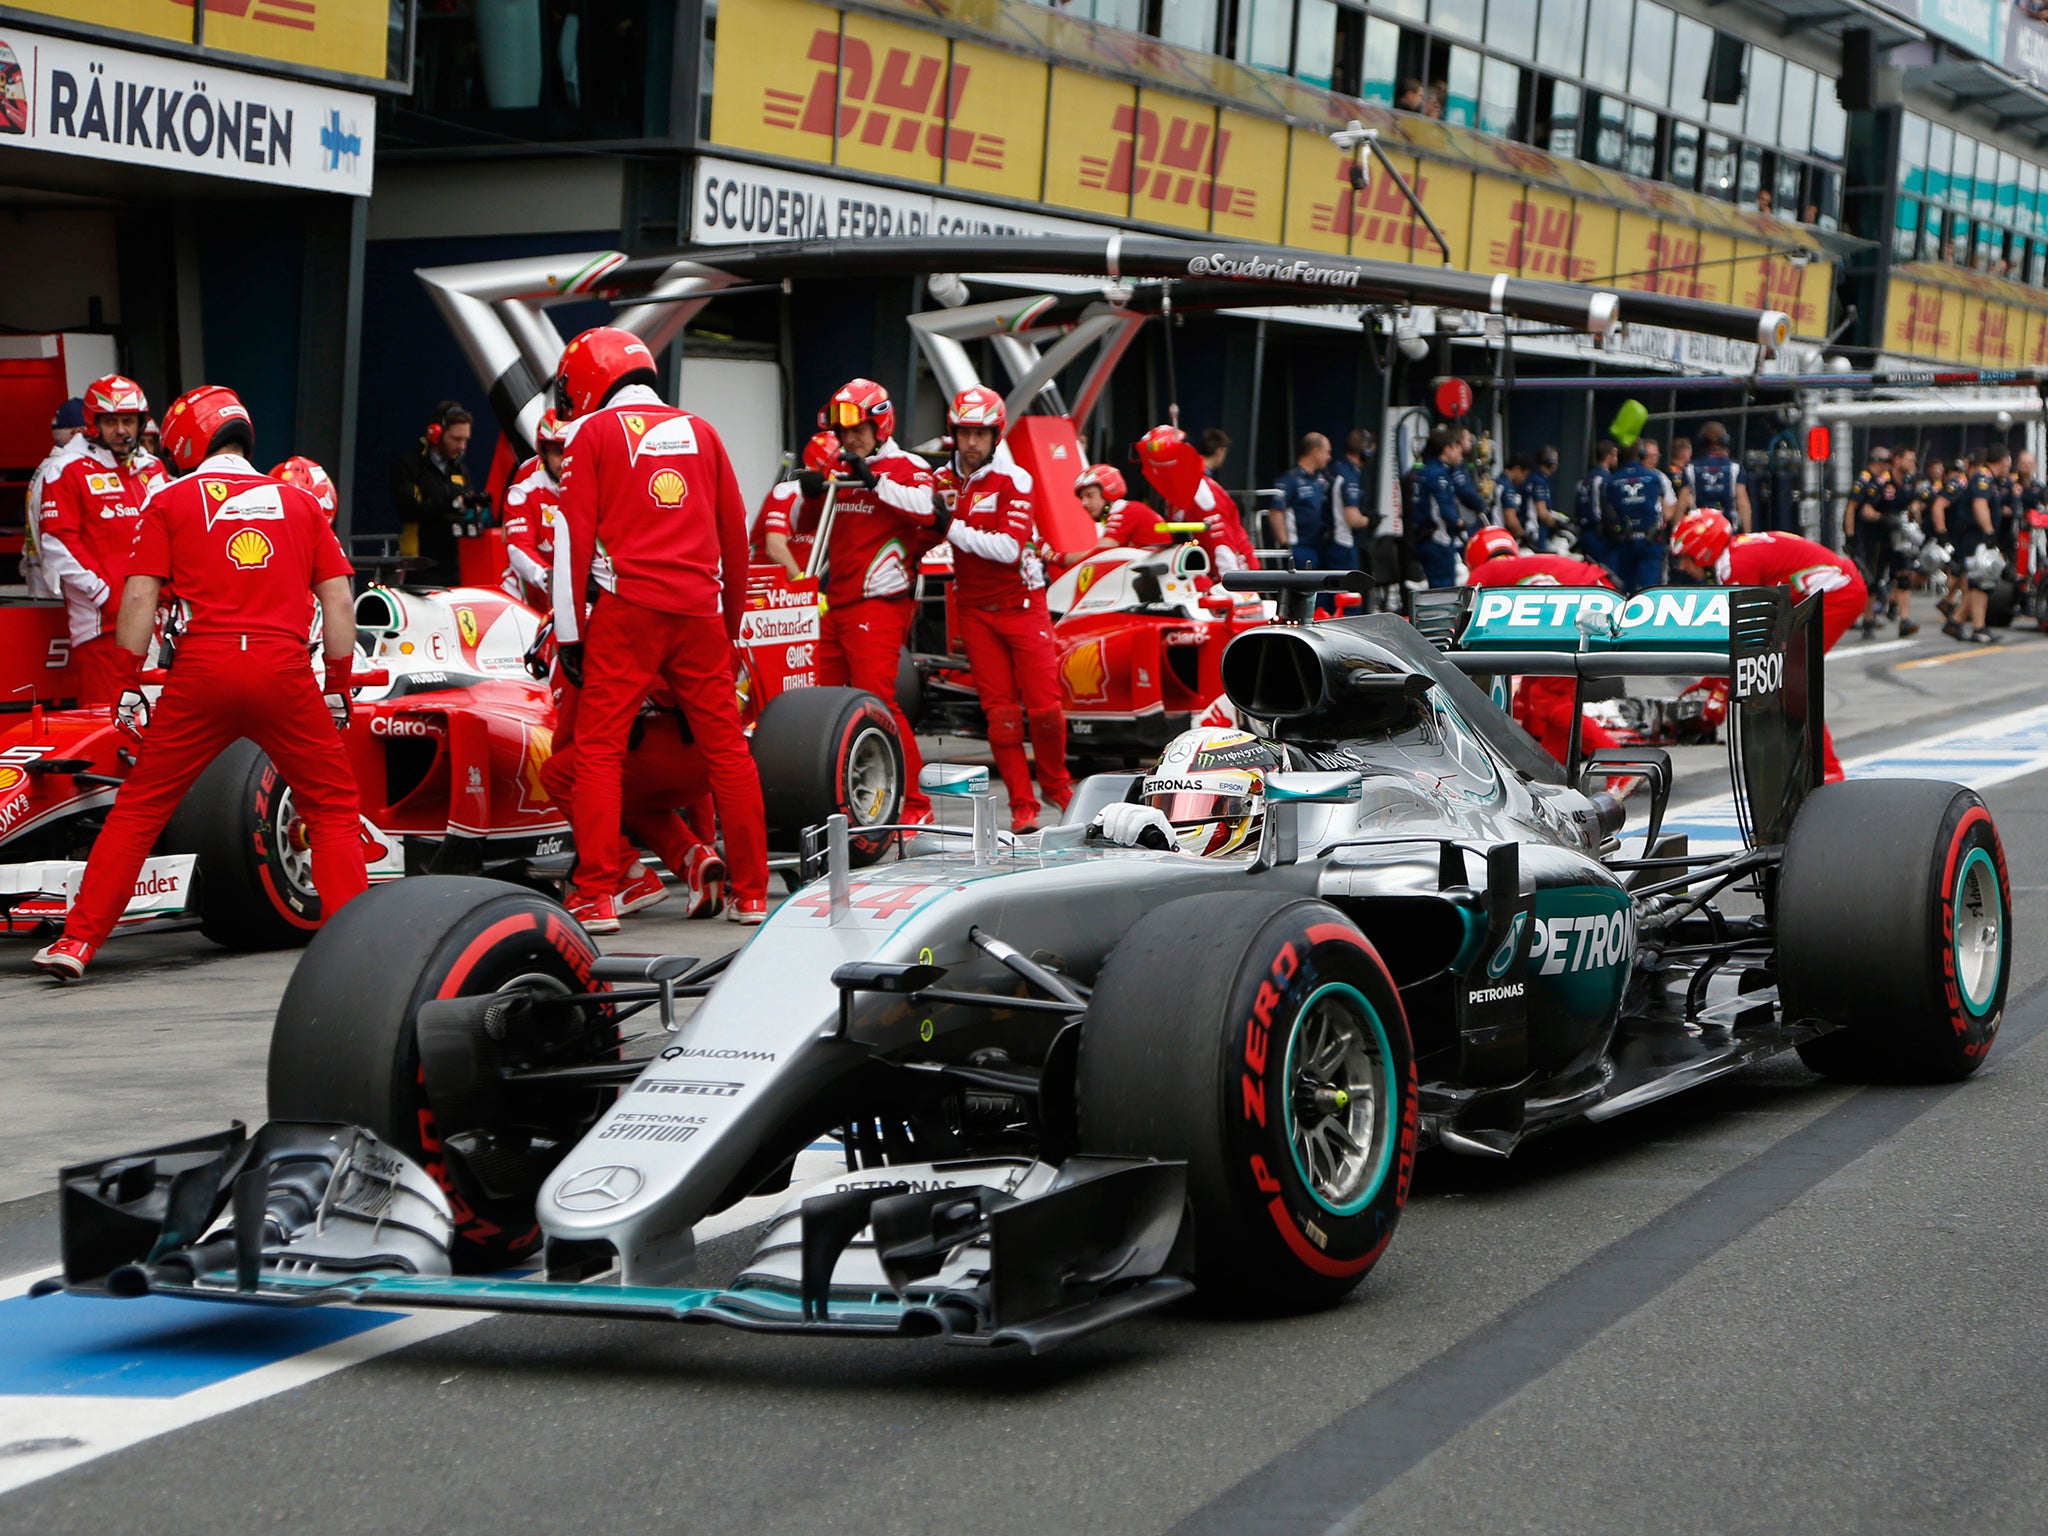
[
  {"left": 844, "top": 724, "right": 898, "bottom": 828},
  {"left": 1283, "top": 982, "right": 1397, "bottom": 1217},
  {"left": 1953, "top": 846, "right": 2003, "bottom": 1018},
  {"left": 273, "top": 787, "right": 318, "bottom": 900}
]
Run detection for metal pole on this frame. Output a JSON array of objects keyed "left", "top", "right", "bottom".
[{"left": 1246, "top": 320, "right": 1268, "bottom": 535}]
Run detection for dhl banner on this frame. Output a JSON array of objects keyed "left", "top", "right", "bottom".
[
  {"left": 12, "top": 0, "right": 390, "bottom": 84},
  {"left": 707, "top": 0, "right": 1839, "bottom": 334},
  {"left": 1884, "top": 266, "right": 2048, "bottom": 366}
]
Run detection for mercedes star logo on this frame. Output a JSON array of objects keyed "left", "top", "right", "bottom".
[{"left": 553, "top": 1164, "right": 644, "bottom": 1212}]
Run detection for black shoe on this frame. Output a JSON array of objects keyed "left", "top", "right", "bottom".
[
  {"left": 1942, "top": 622, "right": 1964, "bottom": 640},
  {"left": 1860, "top": 618, "right": 1879, "bottom": 638},
  {"left": 1898, "top": 618, "right": 1920, "bottom": 638},
  {"left": 1970, "top": 628, "right": 1999, "bottom": 645}
]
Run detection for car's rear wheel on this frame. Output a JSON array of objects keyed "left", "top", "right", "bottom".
[
  {"left": 1781, "top": 779, "right": 2009, "bottom": 1081},
  {"left": 1077, "top": 891, "right": 1417, "bottom": 1313},
  {"left": 752, "top": 686, "right": 903, "bottom": 867},
  {"left": 163, "top": 738, "right": 319, "bottom": 950},
  {"left": 1987, "top": 575, "right": 2019, "bottom": 629},
  {"left": 268, "top": 876, "right": 617, "bottom": 1271}
]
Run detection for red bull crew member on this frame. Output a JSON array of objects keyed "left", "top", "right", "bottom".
[
  {"left": 798, "top": 378, "right": 946, "bottom": 827},
  {"left": 935, "top": 387, "right": 1073, "bottom": 832},
  {"left": 1464, "top": 527, "right": 1624, "bottom": 766},
  {"left": 500, "top": 410, "right": 567, "bottom": 605},
  {"left": 32, "top": 387, "right": 367, "bottom": 980},
  {"left": 1671, "top": 511, "right": 1865, "bottom": 782},
  {"left": 37, "top": 375, "right": 166, "bottom": 705},
  {"left": 552, "top": 325, "right": 770, "bottom": 929}
]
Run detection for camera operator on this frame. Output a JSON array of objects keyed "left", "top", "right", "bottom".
[{"left": 390, "top": 400, "right": 482, "bottom": 586}]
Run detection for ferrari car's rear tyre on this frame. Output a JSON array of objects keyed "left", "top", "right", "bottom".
[
  {"left": 268, "top": 877, "right": 615, "bottom": 1271},
  {"left": 1078, "top": 892, "right": 1417, "bottom": 1313},
  {"left": 752, "top": 686, "right": 902, "bottom": 868},
  {"left": 164, "top": 738, "right": 319, "bottom": 951},
  {"left": 1782, "top": 779, "right": 2009, "bottom": 1081},
  {"left": 895, "top": 647, "right": 924, "bottom": 731}
]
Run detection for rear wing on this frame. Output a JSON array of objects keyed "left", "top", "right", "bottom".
[{"left": 1412, "top": 586, "right": 1827, "bottom": 849}]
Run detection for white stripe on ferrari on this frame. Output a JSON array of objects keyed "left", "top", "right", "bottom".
[{"left": 0, "top": 1144, "right": 848, "bottom": 1497}]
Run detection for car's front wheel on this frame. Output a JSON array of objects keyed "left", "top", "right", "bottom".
[{"left": 1077, "top": 891, "right": 1417, "bottom": 1313}]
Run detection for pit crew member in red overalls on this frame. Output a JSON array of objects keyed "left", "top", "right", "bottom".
[
  {"left": 271, "top": 457, "right": 339, "bottom": 524},
  {"left": 551, "top": 325, "right": 769, "bottom": 929},
  {"left": 1672, "top": 511, "right": 1865, "bottom": 783},
  {"left": 32, "top": 386, "right": 367, "bottom": 980},
  {"left": 798, "top": 378, "right": 946, "bottom": 826},
  {"left": 1134, "top": 424, "right": 1258, "bottom": 572},
  {"left": 935, "top": 386, "right": 1074, "bottom": 833},
  {"left": 500, "top": 409, "right": 567, "bottom": 606},
  {"left": 755, "top": 432, "right": 837, "bottom": 578},
  {"left": 1464, "top": 527, "right": 1624, "bottom": 766},
  {"left": 1045, "top": 464, "right": 1130, "bottom": 573},
  {"left": 36, "top": 375, "right": 166, "bottom": 706}
]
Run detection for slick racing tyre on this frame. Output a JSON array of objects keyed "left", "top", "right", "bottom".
[
  {"left": 1781, "top": 780, "right": 2010, "bottom": 1081},
  {"left": 752, "top": 685, "right": 902, "bottom": 868},
  {"left": 1078, "top": 892, "right": 1417, "bottom": 1313},
  {"left": 163, "top": 738, "right": 319, "bottom": 951},
  {"left": 268, "top": 877, "right": 617, "bottom": 1271}
]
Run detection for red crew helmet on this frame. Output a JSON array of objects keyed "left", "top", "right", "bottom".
[
  {"left": 555, "top": 326, "right": 658, "bottom": 419},
  {"left": 801, "top": 431, "right": 842, "bottom": 477},
  {"left": 534, "top": 408, "right": 569, "bottom": 447},
  {"left": 947, "top": 385, "right": 1005, "bottom": 433},
  {"left": 1464, "top": 526, "right": 1519, "bottom": 570},
  {"left": 820, "top": 378, "right": 895, "bottom": 443},
  {"left": 1074, "top": 463, "right": 1127, "bottom": 502},
  {"left": 271, "top": 456, "right": 338, "bottom": 523},
  {"left": 82, "top": 374, "right": 148, "bottom": 432},
  {"left": 1135, "top": 423, "right": 1186, "bottom": 462},
  {"left": 1672, "top": 508, "right": 1733, "bottom": 568},
  {"left": 157, "top": 385, "right": 253, "bottom": 474}
]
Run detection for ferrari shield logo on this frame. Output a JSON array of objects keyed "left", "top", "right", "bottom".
[
  {"left": 456, "top": 606, "right": 480, "bottom": 647},
  {"left": 624, "top": 414, "right": 645, "bottom": 436},
  {"left": 204, "top": 480, "right": 229, "bottom": 502}
]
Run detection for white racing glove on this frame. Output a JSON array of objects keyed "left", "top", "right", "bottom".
[
  {"left": 115, "top": 688, "right": 150, "bottom": 738},
  {"left": 1093, "top": 801, "right": 1177, "bottom": 850}
]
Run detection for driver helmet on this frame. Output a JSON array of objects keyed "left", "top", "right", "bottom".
[
  {"left": 1672, "top": 509, "right": 1732, "bottom": 569},
  {"left": 1464, "top": 526, "right": 1519, "bottom": 570},
  {"left": 1141, "top": 726, "right": 1287, "bottom": 857},
  {"left": 271, "top": 456, "right": 338, "bottom": 523}
]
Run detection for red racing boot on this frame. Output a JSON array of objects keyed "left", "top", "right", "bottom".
[
  {"left": 681, "top": 845, "right": 726, "bottom": 920},
  {"left": 31, "top": 936, "right": 95, "bottom": 980},
  {"left": 567, "top": 891, "right": 622, "bottom": 935},
  {"left": 616, "top": 864, "right": 670, "bottom": 916}
]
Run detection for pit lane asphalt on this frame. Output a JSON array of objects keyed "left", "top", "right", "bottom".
[{"left": 3, "top": 622, "right": 2047, "bottom": 1534}]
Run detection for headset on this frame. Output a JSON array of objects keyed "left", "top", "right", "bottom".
[{"left": 425, "top": 401, "right": 468, "bottom": 448}]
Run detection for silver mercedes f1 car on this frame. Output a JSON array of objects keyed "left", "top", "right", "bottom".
[{"left": 46, "top": 574, "right": 2010, "bottom": 1352}]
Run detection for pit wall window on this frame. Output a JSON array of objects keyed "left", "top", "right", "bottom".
[
  {"left": 1898, "top": 110, "right": 2048, "bottom": 281},
  {"left": 405, "top": 0, "right": 665, "bottom": 142}
]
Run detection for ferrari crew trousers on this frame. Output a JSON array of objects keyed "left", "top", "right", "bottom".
[
  {"left": 64, "top": 641, "right": 368, "bottom": 947},
  {"left": 958, "top": 599, "right": 1071, "bottom": 826},
  {"left": 566, "top": 596, "right": 767, "bottom": 905},
  {"left": 72, "top": 635, "right": 135, "bottom": 709},
  {"left": 815, "top": 596, "right": 929, "bottom": 817},
  {"left": 1812, "top": 579, "right": 1866, "bottom": 783},
  {"left": 544, "top": 676, "right": 715, "bottom": 888}
]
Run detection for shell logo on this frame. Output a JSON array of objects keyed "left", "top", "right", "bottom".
[
  {"left": 0, "top": 766, "right": 25, "bottom": 795},
  {"left": 226, "top": 528, "right": 274, "bottom": 569},
  {"left": 1062, "top": 639, "right": 1108, "bottom": 705},
  {"left": 648, "top": 469, "right": 689, "bottom": 508}
]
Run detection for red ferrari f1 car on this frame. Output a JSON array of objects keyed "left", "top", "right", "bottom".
[{"left": 0, "top": 582, "right": 905, "bottom": 949}]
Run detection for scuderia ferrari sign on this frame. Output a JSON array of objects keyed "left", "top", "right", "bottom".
[{"left": 0, "top": 25, "right": 375, "bottom": 195}]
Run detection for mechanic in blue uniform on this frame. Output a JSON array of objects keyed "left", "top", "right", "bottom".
[
  {"left": 1273, "top": 433, "right": 1337, "bottom": 574},
  {"left": 1525, "top": 448, "right": 1559, "bottom": 550},
  {"left": 1449, "top": 428, "right": 1489, "bottom": 533},
  {"left": 1602, "top": 440, "right": 1668, "bottom": 593},
  {"left": 1689, "top": 422, "right": 1751, "bottom": 533},
  {"left": 1576, "top": 438, "right": 1619, "bottom": 576},
  {"left": 1498, "top": 455, "right": 1532, "bottom": 545},
  {"left": 1412, "top": 425, "right": 1480, "bottom": 587},
  {"left": 1945, "top": 448, "right": 2003, "bottom": 644}
]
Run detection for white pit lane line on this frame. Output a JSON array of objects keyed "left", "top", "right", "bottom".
[{"left": 0, "top": 1143, "right": 848, "bottom": 1495}]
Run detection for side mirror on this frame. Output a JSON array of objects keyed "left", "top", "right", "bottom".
[
  {"left": 1255, "top": 771, "right": 1363, "bottom": 872},
  {"left": 919, "top": 763, "right": 990, "bottom": 798}
]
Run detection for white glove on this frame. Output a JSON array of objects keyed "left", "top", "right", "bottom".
[
  {"left": 115, "top": 688, "right": 150, "bottom": 738},
  {"left": 1093, "top": 801, "right": 1177, "bottom": 850}
]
